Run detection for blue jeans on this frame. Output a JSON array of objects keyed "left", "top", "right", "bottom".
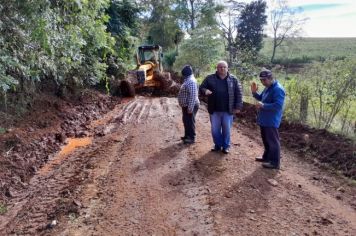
[{"left": 210, "top": 112, "right": 233, "bottom": 150}]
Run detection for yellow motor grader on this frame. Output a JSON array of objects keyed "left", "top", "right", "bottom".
[{"left": 121, "top": 45, "right": 179, "bottom": 96}]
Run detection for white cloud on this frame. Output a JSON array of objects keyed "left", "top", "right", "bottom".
[
  {"left": 239, "top": 0, "right": 356, "bottom": 37},
  {"left": 297, "top": 1, "right": 356, "bottom": 37}
]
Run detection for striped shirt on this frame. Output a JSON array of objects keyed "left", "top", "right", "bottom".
[{"left": 177, "top": 75, "right": 200, "bottom": 113}]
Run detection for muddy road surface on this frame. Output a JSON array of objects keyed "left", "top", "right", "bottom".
[{"left": 1, "top": 96, "right": 356, "bottom": 235}]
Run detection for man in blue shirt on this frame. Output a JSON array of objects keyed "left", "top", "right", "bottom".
[
  {"left": 251, "top": 69, "right": 285, "bottom": 169},
  {"left": 178, "top": 65, "right": 200, "bottom": 144},
  {"left": 200, "top": 61, "right": 243, "bottom": 154}
]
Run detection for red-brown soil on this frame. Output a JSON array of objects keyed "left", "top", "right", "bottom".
[{"left": 0, "top": 91, "right": 355, "bottom": 235}]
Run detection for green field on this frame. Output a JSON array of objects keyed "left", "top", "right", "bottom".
[{"left": 260, "top": 37, "right": 356, "bottom": 64}]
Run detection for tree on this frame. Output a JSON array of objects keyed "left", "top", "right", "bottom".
[
  {"left": 216, "top": 1, "right": 244, "bottom": 65},
  {"left": 107, "top": 0, "right": 140, "bottom": 37},
  {"left": 174, "top": 0, "right": 221, "bottom": 30},
  {"left": 173, "top": 27, "right": 224, "bottom": 76},
  {"left": 107, "top": 0, "right": 141, "bottom": 60},
  {"left": 143, "top": 0, "right": 183, "bottom": 49},
  {"left": 174, "top": 0, "right": 201, "bottom": 30},
  {"left": 236, "top": 0, "right": 267, "bottom": 55},
  {"left": 269, "top": 0, "right": 308, "bottom": 63},
  {"left": 0, "top": 0, "right": 115, "bottom": 95},
  {"left": 215, "top": 1, "right": 261, "bottom": 80},
  {"left": 198, "top": 0, "right": 223, "bottom": 28}
]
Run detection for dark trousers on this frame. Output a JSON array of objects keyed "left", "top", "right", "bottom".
[
  {"left": 260, "top": 126, "right": 281, "bottom": 167},
  {"left": 182, "top": 104, "right": 199, "bottom": 140}
]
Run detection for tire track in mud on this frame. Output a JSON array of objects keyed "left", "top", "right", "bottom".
[
  {"left": 0, "top": 98, "right": 146, "bottom": 235},
  {"left": 0, "top": 132, "right": 130, "bottom": 235},
  {"left": 61, "top": 97, "right": 217, "bottom": 235},
  {"left": 112, "top": 96, "right": 176, "bottom": 125},
  {"left": 0, "top": 97, "right": 190, "bottom": 235}
]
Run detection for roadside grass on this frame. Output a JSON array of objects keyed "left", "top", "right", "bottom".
[
  {"left": 0, "top": 202, "right": 7, "bottom": 215},
  {"left": 0, "top": 127, "right": 6, "bottom": 134}
]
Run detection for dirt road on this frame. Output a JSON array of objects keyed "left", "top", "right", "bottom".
[{"left": 1, "top": 96, "right": 355, "bottom": 235}]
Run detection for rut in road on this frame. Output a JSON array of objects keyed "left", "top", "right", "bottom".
[
  {"left": 60, "top": 97, "right": 356, "bottom": 236},
  {"left": 1, "top": 97, "right": 355, "bottom": 235},
  {"left": 62, "top": 96, "right": 216, "bottom": 235}
]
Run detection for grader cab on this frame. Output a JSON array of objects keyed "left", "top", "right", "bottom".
[{"left": 121, "top": 45, "right": 179, "bottom": 97}]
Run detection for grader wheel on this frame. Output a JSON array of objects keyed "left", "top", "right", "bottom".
[{"left": 120, "top": 79, "right": 135, "bottom": 97}]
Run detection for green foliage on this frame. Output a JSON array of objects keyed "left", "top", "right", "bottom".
[
  {"left": 174, "top": 0, "right": 221, "bottom": 30},
  {"left": 279, "top": 58, "right": 356, "bottom": 137},
  {"left": 307, "top": 59, "right": 356, "bottom": 130},
  {"left": 230, "top": 49, "right": 260, "bottom": 82},
  {"left": 148, "top": 21, "right": 183, "bottom": 50},
  {"left": 107, "top": 0, "right": 140, "bottom": 63},
  {"left": 142, "top": 1, "right": 183, "bottom": 49},
  {"left": 107, "top": 0, "right": 140, "bottom": 37},
  {"left": 236, "top": 0, "right": 267, "bottom": 54},
  {"left": 280, "top": 74, "right": 310, "bottom": 122},
  {"left": 0, "top": 202, "right": 7, "bottom": 214},
  {"left": 0, "top": 0, "right": 116, "bottom": 95},
  {"left": 163, "top": 49, "right": 178, "bottom": 70},
  {"left": 260, "top": 37, "right": 356, "bottom": 65},
  {"left": 173, "top": 27, "right": 224, "bottom": 77},
  {"left": 198, "top": 0, "right": 223, "bottom": 28},
  {"left": 0, "top": 127, "right": 6, "bottom": 134}
]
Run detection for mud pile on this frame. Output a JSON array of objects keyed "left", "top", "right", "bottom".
[
  {"left": 238, "top": 102, "right": 355, "bottom": 180},
  {"left": 0, "top": 90, "right": 120, "bottom": 204}
]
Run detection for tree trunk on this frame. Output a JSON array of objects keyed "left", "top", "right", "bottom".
[
  {"left": 299, "top": 93, "right": 308, "bottom": 124},
  {"left": 271, "top": 40, "right": 277, "bottom": 63},
  {"left": 189, "top": 0, "right": 195, "bottom": 30}
]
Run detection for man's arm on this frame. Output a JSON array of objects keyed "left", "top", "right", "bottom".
[
  {"left": 233, "top": 79, "right": 243, "bottom": 110},
  {"left": 260, "top": 88, "right": 285, "bottom": 111},
  {"left": 199, "top": 76, "right": 212, "bottom": 96}
]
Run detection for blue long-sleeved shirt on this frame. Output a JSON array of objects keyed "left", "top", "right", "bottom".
[
  {"left": 253, "top": 80, "right": 285, "bottom": 128},
  {"left": 177, "top": 75, "right": 199, "bottom": 113}
]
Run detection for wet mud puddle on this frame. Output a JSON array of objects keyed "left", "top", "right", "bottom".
[{"left": 38, "top": 137, "right": 93, "bottom": 175}]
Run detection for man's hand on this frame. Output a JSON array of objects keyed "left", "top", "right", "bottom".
[
  {"left": 251, "top": 82, "right": 258, "bottom": 93},
  {"left": 234, "top": 109, "right": 241, "bottom": 115},
  {"left": 255, "top": 102, "right": 264, "bottom": 110},
  {"left": 205, "top": 89, "right": 212, "bottom": 95}
]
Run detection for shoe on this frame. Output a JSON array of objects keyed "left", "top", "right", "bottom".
[
  {"left": 222, "top": 149, "right": 229, "bottom": 154},
  {"left": 183, "top": 138, "right": 195, "bottom": 144},
  {"left": 211, "top": 146, "right": 221, "bottom": 152},
  {"left": 262, "top": 162, "right": 280, "bottom": 169},
  {"left": 181, "top": 136, "right": 187, "bottom": 140},
  {"left": 255, "top": 157, "right": 268, "bottom": 162}
]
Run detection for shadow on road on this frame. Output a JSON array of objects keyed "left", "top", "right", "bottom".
[
  {"left": 223, "top": 167, "right": 278, "bottom": 219},
  {"left": 135, "top": 142, "right": 189, "bottom": 172},
  {"left": 160, "top": 151, "right": 225, "bottom": 190}
]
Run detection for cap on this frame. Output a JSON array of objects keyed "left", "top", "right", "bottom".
[
  {"left": 259, "top": 69, "right": 272, "bottom": 78},
  {"left": 181, "top": 65, "right": 193, "bottom": 77}
]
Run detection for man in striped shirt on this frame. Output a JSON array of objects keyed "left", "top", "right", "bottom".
[{"left": 177, "top": 65, "right": 200, "bottom": 144}]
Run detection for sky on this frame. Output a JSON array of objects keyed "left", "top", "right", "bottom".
[{"left": 243, "top": 0, "right": 356, "bottom": 37}]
